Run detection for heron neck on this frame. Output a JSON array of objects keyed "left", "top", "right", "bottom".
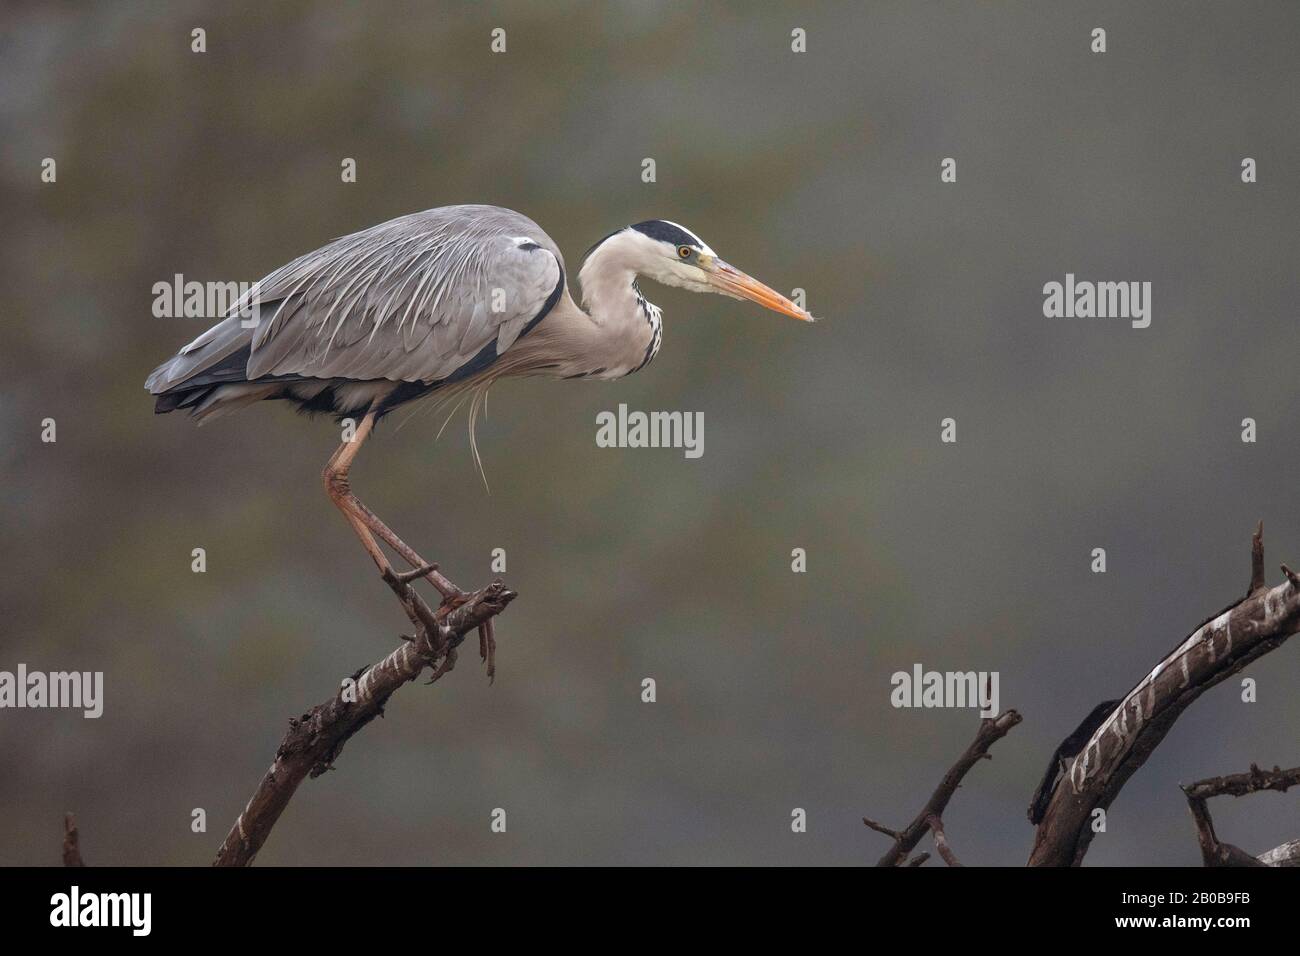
[
  {"left": 579, "top": 265, "right": 639, "bottom": 329},
  {"left": 564, "top": 247, "right": 660, "bottom": 377},
  {"left": 578, "top": 246, "right": 654, "bottom": 329}
]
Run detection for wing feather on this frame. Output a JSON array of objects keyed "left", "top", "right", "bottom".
[{"left": 150, "top": 205, "right": 563, "bottom": 397}]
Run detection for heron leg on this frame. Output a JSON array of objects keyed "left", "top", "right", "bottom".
[
  {"left": 323, "top": 411, "right": 391, "bottom": 574},
  {"left": 343, "top": 493, "right": 461, "bottom": 600},
  {"left": 323, "top": 410, "right": 460, "bottom": 599},
  {"left": 323, "top": 408, "right": 498, "bottom": 678}
]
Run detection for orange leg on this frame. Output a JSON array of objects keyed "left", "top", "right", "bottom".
[
  {"left": 323, "top": 409, "right": 494, "bottom": 676},
  {"left": 323, "top": 410, "right": 459, "bottom": 598}
]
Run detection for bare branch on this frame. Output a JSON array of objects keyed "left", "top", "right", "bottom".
[
  {"left": 867, "top": 708, "right": 1021, "bottom": 866},
  {"left": 1183, "top": 791, "right": 1265, "bottom": 867},
  {"left": 925, "top": 814, "right": 962, "bottom": 867},
  {"left": 62, "top": 813, "right": 84, "bottom": 867},
  {"left": 1180, "top": 763, "right": 1300, "bottom": 867},
  {"left": 213, "top": 576, "right": 516, "bottom": 867},
  {"left": 862, "top": 816, "right": 902, "bottom": 839},
  {"left": 1029, "top": 526, "right": 1300, "bottom": 866},
  {"left": 1250, "top": 521, "right": 1266, "bottom": 594},
  {"left": 1182, "top": 763, "right": 1300, "bottom": 802}
]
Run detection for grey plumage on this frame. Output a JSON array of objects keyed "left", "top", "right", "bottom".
[{"left": 147, "top": 204, "right": 564, "bottom": 421}]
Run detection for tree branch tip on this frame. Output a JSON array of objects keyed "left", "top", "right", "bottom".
[
  {"left": 984, "top": 710, "right": 1022, "bottom": 731},
  {"left": 862, "top": 816, "right": 901, "bottom": 839},
  {"left": 61, "top": 813, "right": 84, "bottom": 867},
  {"left": 1281, "top": 564, "right": 1300, "bottom": 587},
  {"left": 1246, "top": 523, "right": 1268, "bottom": 593}
]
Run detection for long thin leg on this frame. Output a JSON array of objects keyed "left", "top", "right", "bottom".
[
  {"left": 323, "top": 410, "right": 458, "bottom": 597},
  {"left": 324, "top": 408, "right": 496, "bottom": 677},
  {"left": 323, "top": 410, "right": 391, "bottom": 573},
  {"left": 346, "top": 494, "right": 460, "bottom": 599}
]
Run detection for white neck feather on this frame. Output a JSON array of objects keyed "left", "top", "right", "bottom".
[
  {"left": 577, "top": 231, "right": 655, "bottom": 328},
  {"left": 554, "top": 230, "right": 664, "bottom": 377}
]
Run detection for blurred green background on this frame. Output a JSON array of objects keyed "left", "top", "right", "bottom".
[{"left": 2, "top": 1, "right": 1299, "bottom": 865}]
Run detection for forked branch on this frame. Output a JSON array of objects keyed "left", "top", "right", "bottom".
[
  {"left": 1181, "top": 764, "right": 1300, "bottom": 867},
  {"left": 864, "top": 707, "right": 1022, "bottom": 866}
]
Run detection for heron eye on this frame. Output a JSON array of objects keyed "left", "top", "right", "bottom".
[{"left": 677, "top": 246, "right": 692, "bottom": 259}]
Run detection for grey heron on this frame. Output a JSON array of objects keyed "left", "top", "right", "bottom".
[{"left": 146, "top": 204, "right": 812, "bottom": 594}]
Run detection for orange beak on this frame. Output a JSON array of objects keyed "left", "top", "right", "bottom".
[{"left": 706, "top": 260, "right": 816, "bottom": 322}]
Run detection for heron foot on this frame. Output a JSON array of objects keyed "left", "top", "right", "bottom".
[{"left": 389, "top": 563, "right": 438, "bottom": 585}]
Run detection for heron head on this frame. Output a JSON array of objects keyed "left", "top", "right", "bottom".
[{"left": 593, "top": 220, "right": 814, "bottom": 322}]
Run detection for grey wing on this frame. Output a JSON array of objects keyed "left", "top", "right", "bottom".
[{"left": 146, "top": 205, "right": 563, "bottom": 395}]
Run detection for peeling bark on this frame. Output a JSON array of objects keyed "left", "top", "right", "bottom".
[{"left": 1028, "top": 526, "right": 1300, "bottom": 866}]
